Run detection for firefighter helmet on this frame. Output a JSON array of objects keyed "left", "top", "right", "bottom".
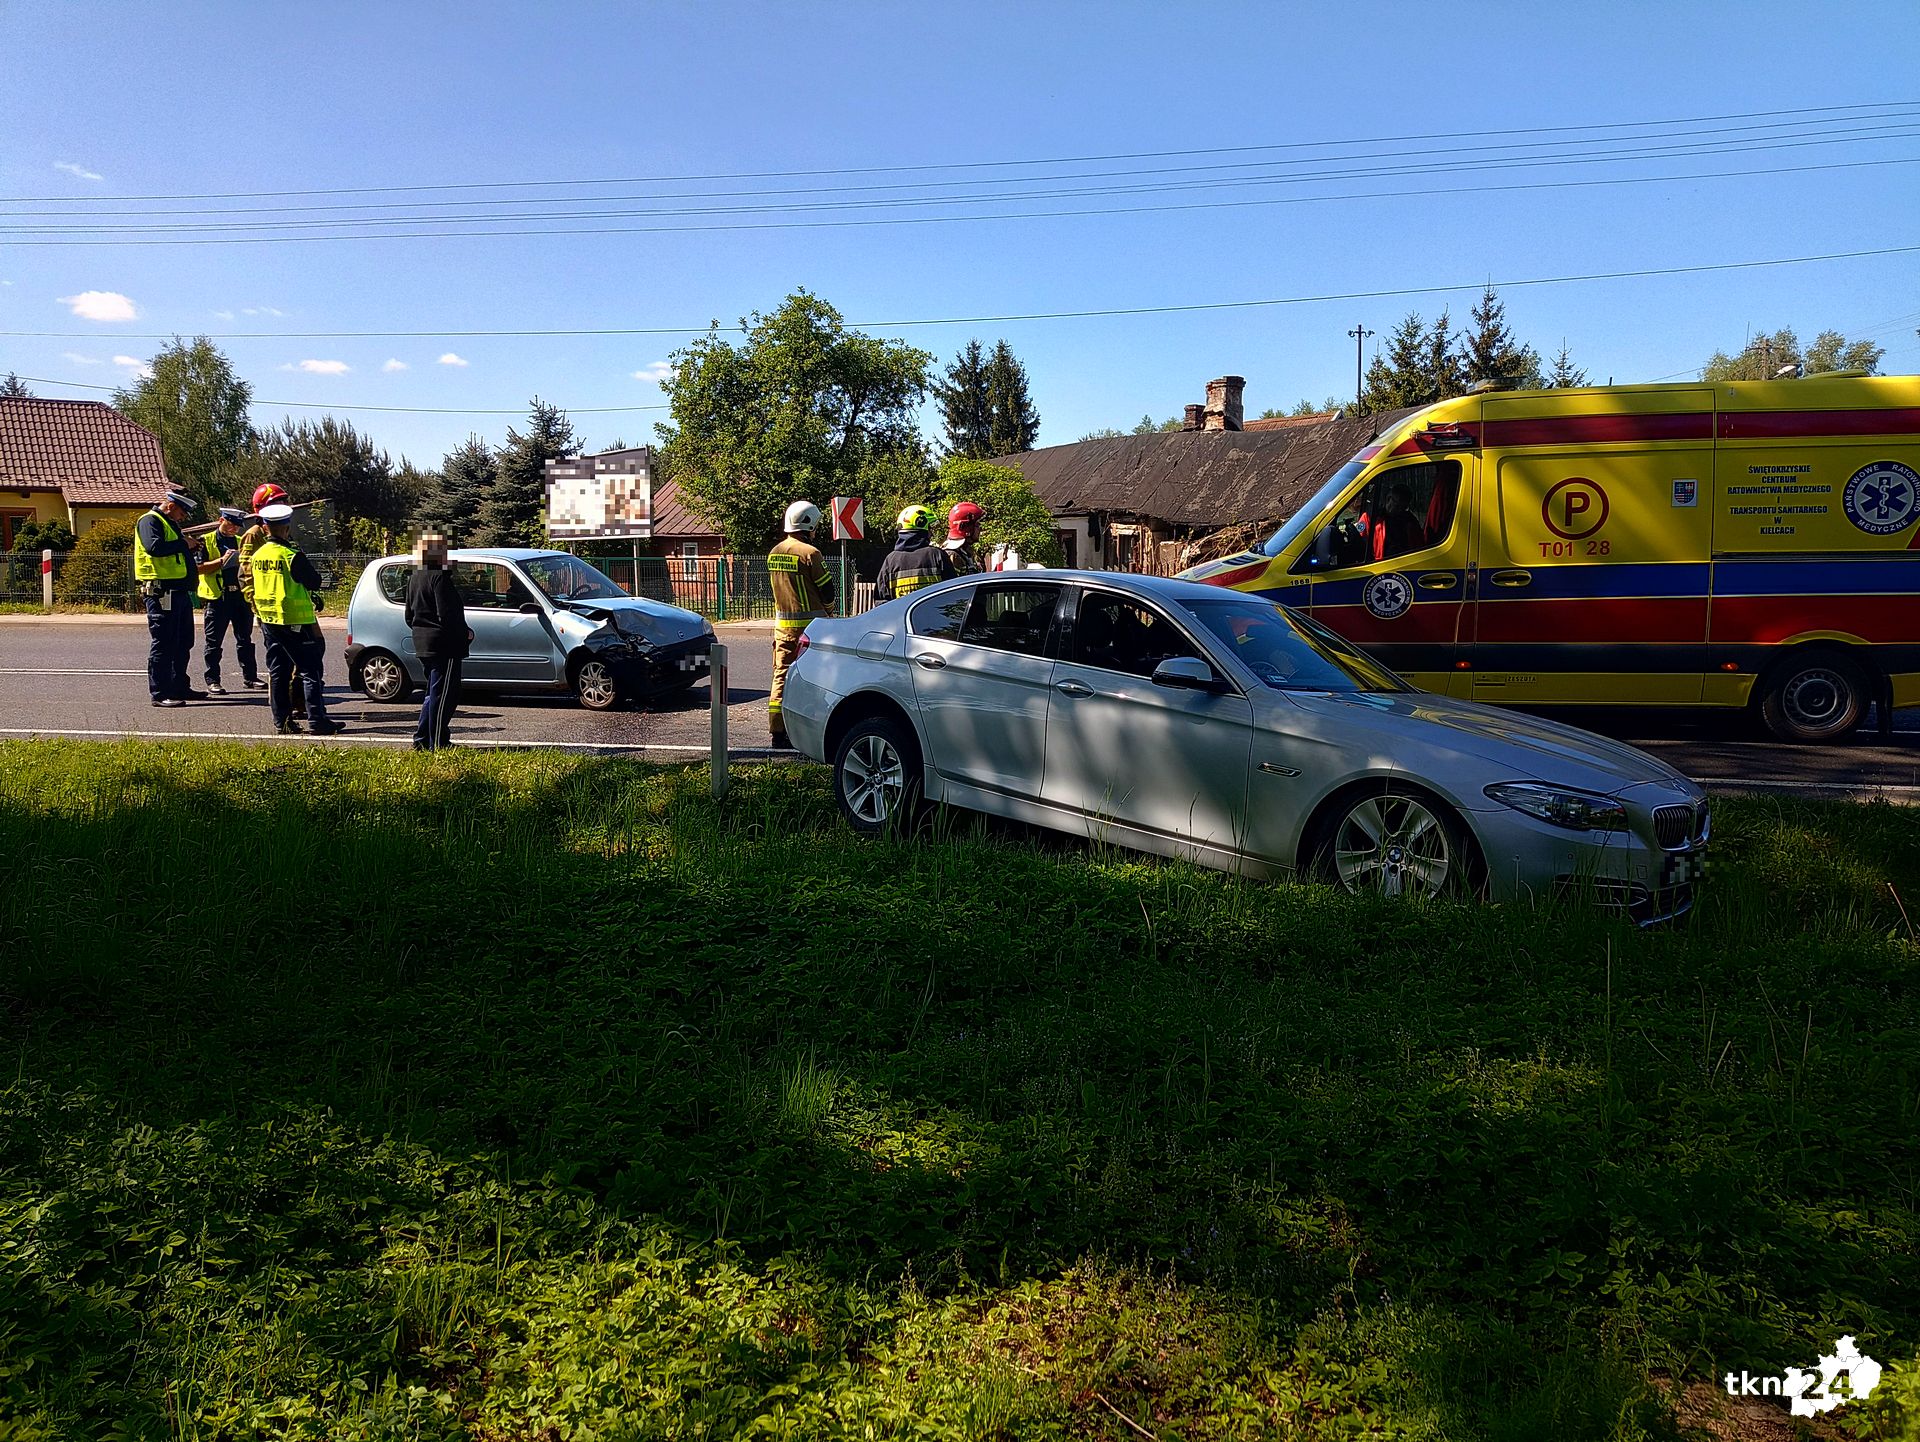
[
  {"left": 251, "top": 483, "right": 288, "bottom": 512},
  {"left": 897, "top": 504, "right": 934, "bottom": 533},
  {"left": 947, "top": 501, "right": 984, "bottom": 540},
  {"left": 783, "top": 501, "right": 821, "bottom": 534}
]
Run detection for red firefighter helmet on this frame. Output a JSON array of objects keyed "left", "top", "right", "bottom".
[
  {"left": 947, "top": 501, "right": 984, "bottom": 541},
  {"left": 251, "top": 483, "right": 288, "bottom": 512}
]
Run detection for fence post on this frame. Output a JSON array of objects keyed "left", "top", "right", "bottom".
[
  {"left": 41, "top": 549, "right": 53, "bottom": 611},
  {"left": 709, "top": 641, "right": 729, "bottom": 799},
  {"left": 715, "top": 556, "right": 727, "bottom": 622}
]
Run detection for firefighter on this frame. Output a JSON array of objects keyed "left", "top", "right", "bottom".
[
  {"left": 873, "top": 505, "right": 957, "bottom": 601},
  {"left": 766, "top": 500, "right": 836, "bottom": 749},
  {"left": 134, "top": 489, "right": 225, "bottom": 707},
  {"left": 250, "top": 503, "right": 344, "bottom": 735},
  {"left": 239, "top": 482, "right": 304, "bottom": 718},
  {"left": 198, "top": 506, "right": 262, "bottom": 694},
  {"left": 941, "top": 501, "right": 984, "bottom": 574}
]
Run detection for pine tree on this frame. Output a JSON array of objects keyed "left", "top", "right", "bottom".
[
  {"left": 1358, "top": 313, "right": 1433, "bottom": 413},
  {"left": 983, "top": 340, "right": 1040, "bottom": 454},
  {"left": 414, "top": 436, "right": 495, "bottom": 542},
  {"left": 1427, "top": 309, "right": 1466, "bottom": 400},
  {"left": 1545, "top": 343, "right": 1588, "bottom": 388},
  {"left": 934, "top": 340, "right": 992, "bottom": 458},
  {"left": 1463, "top": 286, "right": 1543, "bottom": 389},
  {"left": 0, "top": 373, "right": 31, "bottom": 398},
  {"left": 476, "top": 399, "right": 579, "bottom": 547}
]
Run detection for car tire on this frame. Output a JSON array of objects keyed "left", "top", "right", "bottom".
[
  {"left": 573, "top": 657, "right": 620, "bottom": 711},
  {"left": 357, "top": 649, "right": 413, "bottom": 703},
  {"left": 1311, "top": 783, "right": 1479, "bottom": 901},
  {"left": 832, "top": 714, "right": 923, "bottom": 836},
  {"left": 1758, "top": 651, "right": 1869, "bottom": 743}
]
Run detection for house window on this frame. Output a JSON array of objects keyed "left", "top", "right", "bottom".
[
  {"left": 679, "top": 542, "right": 699, "bottom": 580},
  {"left": 0, "top": 510, "right": 33, "bottom": 550}
]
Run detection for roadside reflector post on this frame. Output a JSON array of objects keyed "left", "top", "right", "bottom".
[
  {"left": 41, "top": 549, "right": 53, "bottom": 611},
  {"left": 709, "top": 641, "right": 729, "bottom": 800}
]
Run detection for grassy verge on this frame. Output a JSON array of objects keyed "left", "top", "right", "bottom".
[
  {"left": 0, "top": 601, "right": 124, "bottom": 616},
  {"left": 1, "top": 740, "right": 1916, "bottom": 1440}
]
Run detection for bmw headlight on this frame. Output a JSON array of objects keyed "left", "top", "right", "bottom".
[{"left": 1484, "top": 781, "right": 1628, "bottom": 832}]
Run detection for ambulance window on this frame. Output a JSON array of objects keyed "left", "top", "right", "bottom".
[{"left": 1300, "top": 459, "right": 1461, "bottom": 571}]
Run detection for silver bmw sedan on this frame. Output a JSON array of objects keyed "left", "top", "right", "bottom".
[{"left": 780, "top": 572, "right": 1708, "bottom": 924}]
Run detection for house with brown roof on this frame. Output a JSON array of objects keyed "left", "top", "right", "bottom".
[
  {"left": 991, "top": 376, "right": 1412, "bottom": 573},
  {"left": 0, "top": 397, "right": 170, "bottom": 546}
]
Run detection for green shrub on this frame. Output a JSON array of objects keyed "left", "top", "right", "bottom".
[{"left": 54, "top": 517, "right": 139, "bottom": 608}]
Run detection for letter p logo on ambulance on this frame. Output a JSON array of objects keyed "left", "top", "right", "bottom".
[
  {"left": 1542, "top": 477, "right": 1610, "bottom": 541},
  {"left": 1843, "top": 460, "right": 1920, "bottom": 536}
]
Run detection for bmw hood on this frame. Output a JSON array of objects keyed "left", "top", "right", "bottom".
[
  {"left": 563, "top": 595, "right": 710, "bottom": 646},
  {"left": 1286, "top": 689, "right": 1691, "bottom": 796}
]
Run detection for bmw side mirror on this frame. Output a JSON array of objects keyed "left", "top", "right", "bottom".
[{"left": 1152, "top": 656, "right": 1229, "bottom": 693}]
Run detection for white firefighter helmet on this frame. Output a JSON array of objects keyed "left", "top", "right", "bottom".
[{"left": 783, "top": 500, "right": 822, "bottom": 534}]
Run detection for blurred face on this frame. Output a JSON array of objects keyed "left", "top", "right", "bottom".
[
  {"left": 415, "top": 533, "right": 449, "bottom": 567},
  {"left": 218, "top": 517, "right": 239, "bottom": 536},
  {"left": 160, "top": 501, "right": 187, "bottom": 525}
]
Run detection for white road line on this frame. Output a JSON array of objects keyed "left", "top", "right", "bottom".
[
  {"left": 0, "top": 668, "right": 148, "bottom": 676},
  {"left": 0, "top": 726, "right": 787, "bottom": 756}
]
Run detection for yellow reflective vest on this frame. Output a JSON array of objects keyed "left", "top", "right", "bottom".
[
  {"left": 250, "top": 540, "right": 317, "bottom": 625},
  {"left": 196, "top": 533, "right": 228, "bottom": 602},
  {"left": 132, "top": 511, "right": 188, "bottom": 582}
]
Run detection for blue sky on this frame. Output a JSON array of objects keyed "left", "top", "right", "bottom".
[{"left": 4, "top": 1, "right": 1919, "bottom": 468}]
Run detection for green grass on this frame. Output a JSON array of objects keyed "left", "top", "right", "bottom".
[{"left": 0, "top": 740, "right": 1917, "bottom": 1440}]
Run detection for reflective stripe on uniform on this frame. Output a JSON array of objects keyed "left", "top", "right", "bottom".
[{"left": 767, "top": 553, "right": 800, "bottom": 572}]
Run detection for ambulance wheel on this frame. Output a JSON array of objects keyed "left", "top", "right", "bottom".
[
  {"left": 833, "top": 715, "right": 923, "bottom": 836},
  {"left": 357, "top": 649, "right": 412, "bottom": 703},
  {"left": 1758, "top": 651, "right": 1869, "bottom": 743}
]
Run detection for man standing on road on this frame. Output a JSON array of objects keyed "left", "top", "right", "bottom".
[
  {"left": 941, "top": 501, "right": 984, "bottom": 575},
  {"left": 134, "top": 489, "right": 224, "bottom": 708},
  {"left": 250, "top": 503, "right": 344, "bottom": 736},
  {"left": 404, "top": 531, "right": 468, "bottom": 751},
  {"left": 873, "top": 505, "right": 958, "bottom": 601},
  {"left": 199, "top": 506, "right": 262, "bottom": 695},
  {"left": 766, "top": 500, "right": 836, "bottom": 750}
]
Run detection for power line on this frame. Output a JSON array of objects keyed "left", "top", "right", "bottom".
[
  {"left": 8, "top": 152, "right": 1918, "bottom": 247},
  {"left": 5, "top": 99, "right": 1915, "bottom": 203},
  {"left": 10, "top": 123, "right": 1916, "bottom": 236},
  {"left": 10, "top": 110, "right": 1916, "bottom": 219},
  {"left": 6, "top": 374, "right": 667, "bottom": 415},
  {"left": 8, "top": 241, "right": 1918, "bottom": 343}
]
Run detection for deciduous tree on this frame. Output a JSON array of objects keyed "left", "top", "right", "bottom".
[
  {"left": 1702, "top": 327, "right": 1884, "bottom": 381},
  {"left": 113, "top": 338, "right": 255, "bottom": 507},
  {"left": 252, "top": 416, "right": 407, "bottom": 550}
]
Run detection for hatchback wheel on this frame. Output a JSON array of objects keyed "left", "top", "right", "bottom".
[
  {"left": 357, "top": 649, "right": 412, "bottom": 703},
  {"left": 833, "top": 715, "right": 922, "bottom": 835},
  {"left": 1318, "top": 787, "right": 1474, "bottom": 900},
  {"left": 574, "top": 658, "right": 620, "bottom": 711},
  {"left": 1759, "top": 652, "right": 1867, "bottom": 743}
]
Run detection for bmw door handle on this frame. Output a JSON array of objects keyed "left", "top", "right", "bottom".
[
  {"left": 1416, "top": 572, "right": 1459, "bottom": 590},
  {"left": 1053, "top": 679, "right": 1094, "bottom": 698},
  {"left": 1489, "top": 569, "right": 1533, "bottom": 588},
  {"left": 913, "top": 653, "right": 947, "bottom": 670}
]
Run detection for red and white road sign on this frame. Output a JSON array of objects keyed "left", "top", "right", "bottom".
[{"left": 829, "top": 495, "right": 864, "bottom": 542}]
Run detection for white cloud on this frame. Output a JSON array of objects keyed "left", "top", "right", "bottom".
[
  {"left": 279, "top": 359, "right": 350, "bottom": 374},
  {"left": 437, "top": 352, "right": 469, "bottom": 367},
  {"left": 212, "top": 309, "right": 235, "bottom": 320},
  {"left": 62, "top": 352, "right": 102, "bottom": 366},
  {"left": 631, "top": 361, "right": 673, "bottom": 384},
  {"left": 55, "top": 161, "right": 103, "bottom": 181},
  {"left": 59, "top": 290, "right": 138, "bottom": 322},
  {"left": 381, "top": 358, "right": 408, "bottom": 372},
  {"left": 241, "top": 306, "right": 285, "bottom": 317},
  {"left": 111, "top": 355, "right": 151, "bottom": 378}
]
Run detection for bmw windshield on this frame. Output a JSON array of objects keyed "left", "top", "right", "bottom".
[
  {"left": 1183, "top": 595, "right": 1408, "bottom": 693},
  {"left": 522, "top": 556, "right": 627, "bottom": 603},
  {"left": 1258, "top": 459, "right": 1367, "bottom": 557}
]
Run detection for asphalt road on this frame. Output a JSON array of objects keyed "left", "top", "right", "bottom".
[{"left": 4, "top": 617, "right": 1919, "bottom": 797}]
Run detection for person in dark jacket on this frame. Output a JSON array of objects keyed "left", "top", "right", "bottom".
[
  {"left": 133, "top": 489, "right": 226, "bottom": 707},
  {"left": 403, "top": 532, "right": 469, "bottom": 751},
  {"left": 199, "top": 506, "right": 262, "bottom": 694},
  {"left": 873, "top": 505, "right": 958, "bottom": 601}
]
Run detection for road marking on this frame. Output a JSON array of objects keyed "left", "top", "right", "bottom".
[
  {"left": 0, "top": 667, "right": 147, "bottom": 676},
  {"left": 0, "top": 726, "right": 789, "bottom": 757}
]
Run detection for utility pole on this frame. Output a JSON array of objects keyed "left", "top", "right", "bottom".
[{"left": 1348, "top": 323, "right": 1375, "bottom": 407}]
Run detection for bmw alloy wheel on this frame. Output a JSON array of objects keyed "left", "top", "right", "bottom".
[
  {"left": 575, "top": 659, "right": 618, "bottom": 710},
  {"left": 1331, "top": 793, "right": 1455, "bottom": 898},
  {"left": 841, "top": 732, "right": 906, "bottom": 825}
]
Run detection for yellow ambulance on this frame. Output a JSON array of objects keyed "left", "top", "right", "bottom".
[{"left": 1180, "top": 374, "right": 1920, "bottom": 741}]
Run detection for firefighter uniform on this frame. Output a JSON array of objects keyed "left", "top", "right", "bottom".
[
  {"left": 767, "top": 531, "right": 835, "bottom": 745},
  {"left": 874, "top": 528, "right": 958, "bottom": 601}
]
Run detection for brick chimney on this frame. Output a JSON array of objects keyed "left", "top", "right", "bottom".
[
  {"left": 1203, "top": 375, "right": 1245, "bottom": 432},
  {"left": 1182, "top": 403, "right": 1206, "bottom": 432}
]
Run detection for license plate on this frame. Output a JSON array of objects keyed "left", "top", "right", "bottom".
[{"left": 1661, "top": 851, "right": 1705, "bottom": 888}]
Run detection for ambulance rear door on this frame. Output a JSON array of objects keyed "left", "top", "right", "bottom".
[
  {"left": 1469, "top": 390, "right": 1715, "bottom": 706},
  {"left": 1289, "top": 449, "right": 1476, "bottom": 693}
]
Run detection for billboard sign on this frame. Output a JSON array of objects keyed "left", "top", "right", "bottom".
[{"left": 546, "top": 447, "right": 653, "bottom": 540}]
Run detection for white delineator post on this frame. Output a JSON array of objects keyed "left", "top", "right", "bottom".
[
  {"left": 709, "top": 641, "right": 729, "bottom": 799},
  {"left": 41, "top": 549, "right": 53, "bottom": 610}
]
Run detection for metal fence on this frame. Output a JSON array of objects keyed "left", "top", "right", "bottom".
[{"left": 3, "top": 549, "right": 878, "bottom": 619}]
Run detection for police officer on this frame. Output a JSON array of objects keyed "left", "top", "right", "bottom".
[
  {"left": 766, "top": 500, "right": 836, "bottom": 749},
  {"left": 134, "top": 489, "right": 224, "bottom": 707},
  {"left": 250, "top": 503, "right": 344, "bottom": 736},
  {"left": 873, "top": 505, "right": 958, "bottom": 601},
  {"left": 941, "top": 501, "right": 984, "bottom": 574},
  {"left": 239, "top": 482, "right": 304, "bottom": 718},
  {"left": 198, "top": 506, "right": 263, "bottom": 695}
]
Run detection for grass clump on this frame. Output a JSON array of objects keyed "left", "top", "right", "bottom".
[{"left": 0, "top": 739, "right": 1916, "bottom": 1439}]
